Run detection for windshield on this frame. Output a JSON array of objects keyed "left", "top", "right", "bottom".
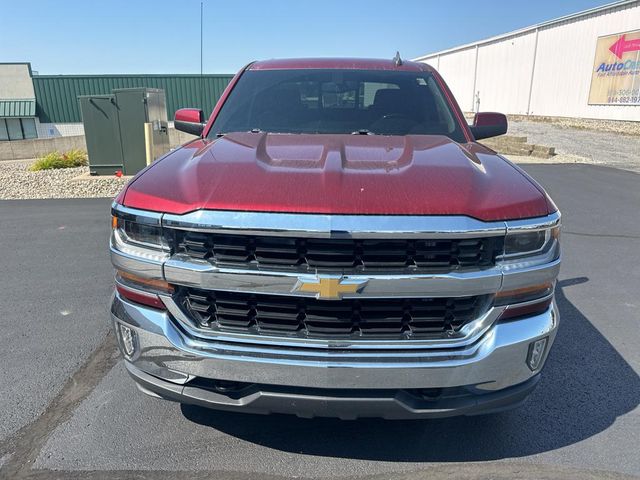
[{"left": 207, "top": 69, "right": 466, "bottom": 142}]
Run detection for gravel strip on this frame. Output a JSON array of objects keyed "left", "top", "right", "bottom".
[
  {"left": 508, "top": 120, "right": 640, "bottom": 173},
  {"left": 0, "top": 160, "right": 130, "bottom": 200},
  {"left": 507, "top": 115, "right": 640, "bottom": 136}
]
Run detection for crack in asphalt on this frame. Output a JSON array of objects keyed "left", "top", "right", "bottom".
[
  {"left": 563, "top": 230, "right": 640, "bottom": 240},
  {"left": 0, "top": 332, "right": 119, "bottom": 480}
]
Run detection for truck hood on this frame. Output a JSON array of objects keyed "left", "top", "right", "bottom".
[{"left": 122, "top": 133, "right": 551, "bottom": 221}]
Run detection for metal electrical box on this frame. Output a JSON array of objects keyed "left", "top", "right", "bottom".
[
  {"left": 78, "top": 95, "right": 124, "bottom": 175},
  {"left": 79, "top": 88, "right": 170, "bottom": 176}
]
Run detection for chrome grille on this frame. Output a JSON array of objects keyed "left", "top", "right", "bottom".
[
  {"left": 178, "top": 288, "right": 489, "bottom": 339},
  {"left": 172, "top": 231, "right": 502, "bottom": 272}
]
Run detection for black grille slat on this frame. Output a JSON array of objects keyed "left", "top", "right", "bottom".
[
  {"left": 179, "top": 289, "right": 488, "bottom": 340},
  {"left": 217, "top": 317, "right": 253, "bottom": 329},
  {"left": 174, "top": 232, "right": 502, "bottom": 272},
  {"left": 306, "top": 258, "right": 357, "bottom": 267}
]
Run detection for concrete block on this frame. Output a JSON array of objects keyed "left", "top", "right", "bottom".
[
  {"left": 530, "top": 145, "right": 556, "bottom": 158},
  {"left": 503, "top": 147, "right": 535, "bottom": 156},
  {"left": 481, "top": 138, "right": 535, "bottom": 156},
  {"left": 51, "top": 137, "right": 68, "bottom": 152},
  {"left": 0, "top": 142, "right": 14, "bottom": 161},
  {"left": 33, "top": 141, "right": 56, "bottom": 158},
  {"left": 8, "top": 139, "right": 37, "bottom": 160},
  {"left": 500, "top": 135, "right": 528, "bottom": 144},
  {"left": 70, "top": 136, "right": 87, "bottom": 151}
]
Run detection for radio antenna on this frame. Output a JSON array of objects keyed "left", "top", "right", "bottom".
[
  {"left": 200, "top": 1, "right": 204, "bottom": 108},
  {"left": 393, "top": 51, "right": 403, "bottom": 67}
]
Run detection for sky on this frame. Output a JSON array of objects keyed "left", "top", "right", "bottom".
[{"left": 0, "top": 0, "right": 616, "bottom": 75}]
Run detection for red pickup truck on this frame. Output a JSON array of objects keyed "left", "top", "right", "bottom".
[{"left": 110, "top": 57, "right": 561, "bottom": 419}]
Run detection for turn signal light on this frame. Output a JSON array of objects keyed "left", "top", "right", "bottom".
[
  {"left": 496, "top": 282, "right": 554, "bottom": 320},
  {"left": 116, "top": 284, "right": 166, "bottom": 310},
  {"left": 117, "top": 270, "right": 174, "bottom": 293},
  {"left": 115, "top": 270, "right": 173, "bottom": 310},
  {"left": 495, "top": 282, "right": 554, "bottom": 305},
  {"left": 500, "top": 297, "right": 553, "bottom": 320}
]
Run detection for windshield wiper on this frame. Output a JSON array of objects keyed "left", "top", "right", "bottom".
[
  {"left": 215, "top": 129, "right": 263, "bottom": 137},
  {"left": 351, "top": 129, "right": 375, "bottom": 135}
]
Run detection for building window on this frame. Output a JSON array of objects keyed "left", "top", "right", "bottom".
[
  {"left": 0, "top": 120, "right": 7, "bottom": 141},
  {"left": 21, "top": 118, "right": 37, "bottom": 139},
  {"left": 6, "top": 119, "right": 22, "bottom": 140},
  {"left": 0, "top": 118, "right": 38, "bottom": 140}
]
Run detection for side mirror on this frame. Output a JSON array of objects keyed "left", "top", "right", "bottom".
[
  {"left": 470, "top": 112, "right": 508, "bottom": 140},
  {"left": 174, "top": 108, "right": 206, "bottom": 136}
]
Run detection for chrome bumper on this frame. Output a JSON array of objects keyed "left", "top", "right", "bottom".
[
  {"left": 109, "top": 206, "right": 562, "bottom": 418},
  {"left": 111, "top": 292, "right": 558, "bottom": 417},
  {"left": 124, "top": 360, "right": 540, "bottom": 419}
]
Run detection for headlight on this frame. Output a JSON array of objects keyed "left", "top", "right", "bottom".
[
  {"left": 113, "top": 217, "right": 167, "bottom": 250},
  {"left": 498, "top": 225, "right": 560, "bottom": 270},
  {"left": 111, "top": 212, "right": 169, "bottom": 263},
  {"left": 504, "top": 230, "right": 548, "bottom": 256}
]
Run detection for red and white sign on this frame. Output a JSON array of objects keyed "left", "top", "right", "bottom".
[{"left": 589, "top": 30, "right": 640, "bottom": 106}]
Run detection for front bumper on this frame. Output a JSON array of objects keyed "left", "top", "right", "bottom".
[{"left": 111, "top": 292, "right": 558, "bottom": 419}]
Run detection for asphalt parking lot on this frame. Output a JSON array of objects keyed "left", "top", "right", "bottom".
[{"left": 1, "top": 164, "right": 639, "bottom": 480}]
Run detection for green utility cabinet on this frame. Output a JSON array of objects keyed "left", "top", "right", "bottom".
[{"left": 79, "top": 88, "right": 170, "bottom": 176}]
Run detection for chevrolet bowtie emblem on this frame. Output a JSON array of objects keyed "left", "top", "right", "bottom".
[{"left": 295, "top": 276, "right": 368, "bottom": 300}]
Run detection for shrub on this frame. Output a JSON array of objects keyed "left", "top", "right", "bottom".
[
  {"left": 63, "top": 149, "right": 88, "bottom": 165},
  {"left": 30, "top": 149, "right": 88, "bottom": 171}
]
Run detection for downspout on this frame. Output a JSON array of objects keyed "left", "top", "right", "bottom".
[
  {"left": 471, "top": 44, "right": 479, "bottom": 112},
  {"left": 526, "top": 28, "right": 540, "bottom": 115}
]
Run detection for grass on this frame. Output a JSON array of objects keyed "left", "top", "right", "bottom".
[{"left": 29, "top": 149, "right": 88, "bottom": 171}]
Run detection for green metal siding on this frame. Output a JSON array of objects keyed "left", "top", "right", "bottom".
[
  {"left": 0, "top": 99, "right": 36, "bottom": 117},
  {"left": 32, "top": 74, "right": 234, "bottom": 123}
]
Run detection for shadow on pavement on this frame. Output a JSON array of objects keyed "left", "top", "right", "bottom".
[{"left": 181, "top": 277, "right": 640, "bottom": 461}]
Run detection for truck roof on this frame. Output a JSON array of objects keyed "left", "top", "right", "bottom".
[{"left": 248, "top": 57, "right": 433, "bottom": 72}]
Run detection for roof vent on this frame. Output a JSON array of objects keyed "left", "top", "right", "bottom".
[{"left": 393, "top": 51, "right": 403, "bottom": 67}]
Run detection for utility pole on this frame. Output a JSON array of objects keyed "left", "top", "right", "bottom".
[{"left": 200, "top": 1, "right": 204, "bottom": 109}]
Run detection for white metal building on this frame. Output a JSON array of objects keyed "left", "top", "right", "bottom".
[{"left": 413, "top": 0, "right": 640, "bottom": 121}]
